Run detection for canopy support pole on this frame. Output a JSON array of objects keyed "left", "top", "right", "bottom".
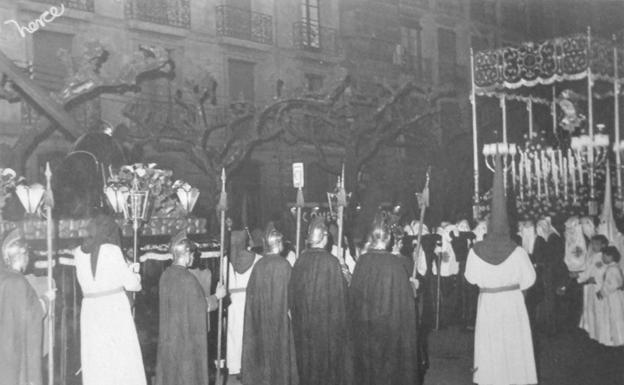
[
  {"left": 614, "top": 37, "right": 622, "bottom": 201},
  {"left": 470, "top": 49, "right": 480, "bottom": 220},
  {"left": 500, "top": 94, "right": 508, "bottom": 190},
  {"left": 527, "top": 98, "right": 534, "bottom": 139},
  {"left": 587, "top": 27, "right": 596, "bottom": 214}
]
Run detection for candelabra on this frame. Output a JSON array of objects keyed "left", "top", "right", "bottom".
[{"left": 571, "top": 126, "right": 609, "bottom": 214}]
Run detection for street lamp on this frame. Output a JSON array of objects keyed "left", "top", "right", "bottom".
[
  {"left": 15, "top": 183, "right": 45, "bottom": 216},
  {"left": 174, "top": 181, "right": 200, "bottom": 215}
]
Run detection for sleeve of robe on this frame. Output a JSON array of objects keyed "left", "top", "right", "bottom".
[
  {"left": 518, "top": 248, "right": 537, "bottom": 291},
  {"left": 464, "top": 249, "right": 480, "bottom": 286}
]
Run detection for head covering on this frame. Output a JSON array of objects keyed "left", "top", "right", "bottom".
[
  {"left": 307, "top": 216, "right": 328, "bottom": 247},
  {"left": 230, "top": 230, "right": 255, "bottom": 274},
  {"left": 264, "top": 225, "right": 283, "bottom": 254},
  {"left": 1, "top": 229, "right": 26, "bottom": 267},
  {"left": 368, "top": 214, "right": 391, "bottom": 250},
  {"left": 472, "top": 155, "right": 517, "bottom": 265},
  {"left": 82, "top": 214, "right": 122, "bottom": 278}
]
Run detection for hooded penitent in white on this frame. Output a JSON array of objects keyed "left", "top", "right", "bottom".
[{"left": 597, "top": 164, "right": 624, "bottom": 270}]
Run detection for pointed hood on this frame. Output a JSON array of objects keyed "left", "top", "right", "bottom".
[
  {"left": 598, "top": 164, "right": 620, "bottom": 247},
  {"left": 473, "top": 154, "right": 517, "bottom": 265}
]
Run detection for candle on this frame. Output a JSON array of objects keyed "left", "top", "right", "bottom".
[
  {"left": 569, "top": 151, "right": 577, "bottom": 201},
  {"left": 552, "top": 150, "right": 559, "bottom": 197},
  {"left": 511, "top": 152, "right": 517, "bottom": 192},
  {"left": 562, "top": 150, "right": 568, "bottom": 198},
  {"left": 525, "top": 153, "right": 531, "bottom": 196},
  {"left": 541, "top": 150, "right": 549, "bottom": 198},
  {"left": 576, "top": 151, "right": 584, "bottom": 185},
  {"left": 519, "top": 153, "right": 524, "bottom": 201},
  {"left": 535, "top": 155, "right": 542, "bottom": 198},
  {"left": 221, "top": 168, "right": 226, "bottom": 192}
]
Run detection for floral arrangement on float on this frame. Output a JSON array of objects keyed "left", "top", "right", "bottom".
[{"left": 105, "top": 163, "right": 200, "bottom": 219}]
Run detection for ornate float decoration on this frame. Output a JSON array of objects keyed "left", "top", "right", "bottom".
[{"left": 471, "top": 28, "right": 624, "bottom": 221}]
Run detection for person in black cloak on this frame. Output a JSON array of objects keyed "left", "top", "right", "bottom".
[
  {"left": 349, "top": 216, "right": 419, "bottom": 385},
  {"left": 289, "top": 217, "right": 352, "bottom": 385},
  {"left": 0, "top": 230, "right": 47, "bottom": 385},
  {"left": 155, "top": 235, "right": 226, "bottom": 385},
  {"left": 241, "top": 228, "right": 298, "bottom": 385}
]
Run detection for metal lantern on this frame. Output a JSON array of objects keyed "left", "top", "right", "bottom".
[
  {"left": 175, "top": 181, "right": 200, "bottom": 214},
  {"left": 104, "top": 185, "right": 130, "bottom": 217},
  {"left": 15, "top": 183, "right": 45, "bottom": 216}
]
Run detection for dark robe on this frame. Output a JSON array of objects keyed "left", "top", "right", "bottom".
[
  {"left": 451, "top": 231, "right": 478, "bottom": 329},
  {"left": 0, "top": 265, "right": 44, "bottom": 385},
  {"left": 241, "top": 254, "right": 298, "bottom": 385},
  {"left": 289, "top": 248, "right": 352, "bottom": 385},
  {"left": 155, "top": 265, "right": 208, "bottom": 385},
  {"left": 349, "top": 250, "right": 419, "bottom": 385}
]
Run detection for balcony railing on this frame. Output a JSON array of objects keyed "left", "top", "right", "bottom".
[
  {"left": 292, "top": 22, "right": 338, "bottom": 55},
  {"left": 29, "top": 0, "right": 94, "bottom": 12},
  {"left": 216, "top": 5, "right": 273, "bottom": 45},
  {"left": 125, "top": 0, "right": 191, "bottom": 29}
]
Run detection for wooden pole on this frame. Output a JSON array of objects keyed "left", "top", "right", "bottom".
[
  {"left": 336, "top": 164, "right": 347, "bottom": 261},
  {"left": 45, "top": 163, "right": 55, "bottom": 385},
  {"left": 216, "top": 168, "right": 227, "bottom": 385},
  {"left": 411, "top": 167, "right": 431, "bottom": 280},
  {"left": 295, "top": 187, "right": 303, "bottom": 259}
]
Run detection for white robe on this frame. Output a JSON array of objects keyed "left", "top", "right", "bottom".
[
  {"left": 74, "top": 245, "right": 146, "bottom": 385},
  {"left": 465, "top": 247, "right": 537, "bottom": 385},
  {"left": 595, "top": 263, "right": 624, "bottom": 346},
  {"left": 578, "top": 252, "right": 604, "bottom": 340},
  {"left": 226, "top": 254, "right": 261, "bottom": 374}
]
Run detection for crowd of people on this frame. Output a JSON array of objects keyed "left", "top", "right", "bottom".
[{"left": 2, "top": 160, "right": 624, "bottom": 385}]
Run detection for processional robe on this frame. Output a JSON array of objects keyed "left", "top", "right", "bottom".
[
  {"left": 349, "top": 250, "right": 419, "bottom": 385},
  {"left": 0, "top": 265, "right": 44, "bottom": 385},
  {"left": 241, "top": 254, "right": 298, "bottom": 385},
  {"left": 155, "top": 265, "right": 208, "bottom": 385},
  {"left": 465, "top": 247, "right": 537, "bottom": 385},
  {"left": 289, "top": 248, "right": 352, "bottom": 385}
]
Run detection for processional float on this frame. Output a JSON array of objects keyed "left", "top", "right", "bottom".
[{"left": 471, "top": 27, "right": 624, "bottom": 221}]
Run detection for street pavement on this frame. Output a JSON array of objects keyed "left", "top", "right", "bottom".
[{"left": 223, "top": 327, "right": 624, "bottom": 385}]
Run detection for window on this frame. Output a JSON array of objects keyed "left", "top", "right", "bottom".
[
  {"left": 438, "top": 28, "right": 457, "bottom": 84},
  {"left": 305, "top": 74, "right": 323, "bottom": 92},
  {"left": 301, "top": 0, "right": 320, "bottom": 49},
  {"left": 228, "top": 59, "right": 255, "bottom": 102},
  {"left": 33, "top": 31, "right": 73, "bottom": 91},
  {"left": 470, "top": 0, "right": 496, "bottom": 24},
  {"left": 400, "top": 21, "right": 423, "bottom": 75}
]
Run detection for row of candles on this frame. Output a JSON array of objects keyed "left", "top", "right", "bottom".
[{"left": 484, "top": 141, "right": 612, "bottom": 203}]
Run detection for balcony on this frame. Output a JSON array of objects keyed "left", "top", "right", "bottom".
[
  {"left": 292, "top": 22, "right": 338, "bottom": 55},
  {"left": 28, "top": 0, "right": 94, "bottom": 12},
  {"left": 216, "top": 5, "right": 273, "bottom": 45},
  {"left": 125, "top": 0, "right": 191, "bottom": 29}
]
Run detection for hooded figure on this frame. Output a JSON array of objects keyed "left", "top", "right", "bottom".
[
  {"left": 289, "top": 217, "right": 352, "bottom": 385},
  {"left": 0, "top": 230, "right": 44, "bottom": 385},
  {"left": 349, "top": 216, "right": 419, "bottom": 385},
  {"left": 227, "top": 230, "right": 261, "bottom": 376},
  {"left": 155, "top": 234, "right": 225, "bottom": 385},
  {"left": 464, "top": 155, "right": 537, "bottom": 385},
  {"left": 74, "top": 214, "right": 145, "bottom": 385},
  {"left": 597, "top": 165, "right": 624, "bottom": 270},
  {"left": 241, "top": 228, "right": 299, "bottom": 385}
]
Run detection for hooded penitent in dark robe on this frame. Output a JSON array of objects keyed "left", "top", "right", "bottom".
[
  {"left": 349, "top": 250, "right": 419, "bottom": 385},
  {"left": 0, "top": 264, "right": 44, "bottom": 385},
  {"left": 155, "top": 265, "right": 208, "bottom": 385},
  {"left": 451, "top": 231, "right": 478, "bottom": 329},
  {"left": 289, "top": 248, "right": 352, "bottom": 385},
  {"left": 241, "top": 254, "right": 298, "bottom": 385}
]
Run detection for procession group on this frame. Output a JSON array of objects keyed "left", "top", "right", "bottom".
[{"left": 3, "top": 159, "right": 624, "bottom": 385}]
